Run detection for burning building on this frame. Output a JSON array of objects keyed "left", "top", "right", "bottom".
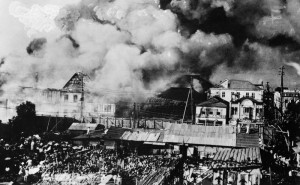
[
  {"left": 0, "top": 72, "right": 115, "bottom": 123},
  {"left": 1, "top": 0, "right": 300, "bottom": 122}
]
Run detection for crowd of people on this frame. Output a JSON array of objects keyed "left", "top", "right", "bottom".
[{"left": 0, "top": 134, "right": 180, "bottom": 184}]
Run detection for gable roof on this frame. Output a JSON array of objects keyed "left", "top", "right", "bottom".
[
  {"left": 62, "top": 72, "right": 84, "bottom": 92},
  {"left": 197, "top": 96, "right": 229, "bottom": 108}
]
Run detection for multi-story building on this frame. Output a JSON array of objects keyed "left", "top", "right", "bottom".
[
  {"left": 195, "top": 96, "right": 229, "bottom": 126},
  {"left": 207, "top": 79, "right": 264, "bottom": 121},
  {"left": 274, "top": 89, "right": 300, "bottom": 113}
]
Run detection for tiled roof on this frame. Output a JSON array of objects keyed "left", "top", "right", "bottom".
[
  {"left": 197, "top": 96, "right": 229, "bottom": 108},
  {"left": 227, "top": 80, "right": 262, "bottom": 90},
  {"left": 214, "top": 79, "right": 263, "bottom": 90}
]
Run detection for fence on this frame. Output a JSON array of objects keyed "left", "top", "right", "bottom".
[{"left": 98, "top": 117, "right": 186, "bottom": 129}]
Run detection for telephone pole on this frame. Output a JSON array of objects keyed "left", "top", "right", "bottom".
[
  {"left": 278, "top": 66, "right": 285, "bottom": 116},
  {"left": 80, "top": 72, "right": 85, "bottom": 123},
  {"left": 133, "top": 102, "right": 136, "bottom": 128},
  {"left": 190, "top": 76, "right": 194, "bottom": 124}
]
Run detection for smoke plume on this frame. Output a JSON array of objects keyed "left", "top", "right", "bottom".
[
  {"left": 26, "top": 38, "right": 47, "bottom": 57},
  {"left": 1, "top": 0, "right": 300, "bottom": 107}
]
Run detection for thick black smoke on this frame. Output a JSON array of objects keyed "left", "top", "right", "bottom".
[
  {"left": 164, "top": 0, "right": 300, "bottom": 86},
  {"left": 26, "top": 38, "right": 47, "bottom": 57}
]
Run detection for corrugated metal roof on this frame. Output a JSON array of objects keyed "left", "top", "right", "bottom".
[
  {"left": 163, "top": 124, "right": 236, "bottom": 146},
  {"left": 68, "top": 123, "right": 101, "bottom": 131},
  {"left": 72, "top": 131, "right": 104, "bottom": 140},
  {"left": 146, "top": 133, "right": 161, "bottom": 142},
  {"left": 120, "top": 131, "right": 132, "bottom": 140},
  {"left": 103, "top": 127, "right": 131, "bottom": 140},
  {"left": 211, "top": 147, "right": 261, "bottom": 169}
]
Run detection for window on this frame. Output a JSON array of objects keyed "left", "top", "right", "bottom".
[
  {"left": 94, "top": 106, "right": 98, "bottom": 112},
  {"left": 217, "top": 112, "right": 221, "bottom": 115},
  {"left": 201, "top": 111, "right": 206, "bottom": 115},
  {"left": 73, "top": 95, "right": 78, "bottom": 102},
  {"left": 252, "top": 93, "right": 255, "bottom": 98},
  {"left": 209, "top": 111, "right": 213, "bottom": 115},
  {"left": 231, "top": 107, "right": 238, "bottom": 115},
  {"left": 64, "top": 94, "right": 68, "bottom": 102},
  {"left": 104, "top": 104, "right": 112, "bottom": 112},
  {"left": 256, "top": 108, "right": 261, "bottom": 113},
  {"left": 63, "top": 109, "right": 68, "bottom": 115},
  {"left": 246, "top": 92, "right": 249, "bottom": 97},
  {"left": 215, "top": 121, "right": 222, "bottom": 126},
  {"left": 244, "top": 107, "right": 251, "bottom": 113},
  {"left": 222, "top": 92, "right": 225, "bottom": 98}
]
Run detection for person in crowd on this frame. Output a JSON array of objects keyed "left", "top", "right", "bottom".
[{"left": 0, "top": 134, "right": 180, "bottom": 184}]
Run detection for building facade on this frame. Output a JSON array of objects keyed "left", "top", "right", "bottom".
[
  {"left": 0, "top": 73, "right": 116, "bottom": 123},
  {"left": 208, "top": 79, "right": 264, "bottom": 121},
  {"left": 274, "top": 89, "right": 300, "bottom": 113},
  {"left": 195, "top": 97, "right": 229, "bottom": 126}
]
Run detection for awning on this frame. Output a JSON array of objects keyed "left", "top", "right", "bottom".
[{"left": 143, "top": 142, "right": 165, "bottom": 146}]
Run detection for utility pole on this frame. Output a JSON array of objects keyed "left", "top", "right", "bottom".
[
  {"left": 278, "top": 66, "right": 285, "bottom": 117},
  {"left": 190, "top": 76, "right": 194, "bottom": 124},
  {"left": 80, "top": 72, "right": 85, "bottom": 123},
  {"left": 182, "top": 89, "right": 190, "bottom": 123},
  {"left": 133, "top": 103, "right": 136, "bottom": 128}
]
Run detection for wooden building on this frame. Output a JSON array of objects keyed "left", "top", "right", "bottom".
[{"left": 211, "top": 147, "right": 262, "bottom": 185}]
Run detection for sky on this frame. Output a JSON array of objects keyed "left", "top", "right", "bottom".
[{"left": 0, "top": 0, "right": 300, "bottom": 102}]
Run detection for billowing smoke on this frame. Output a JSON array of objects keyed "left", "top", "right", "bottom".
[
  {"left": 1, "top": 0, "right": 300, "bottom": 106},
  {"left": 26, "top": 38, "right": 47, "bottom": 57}
]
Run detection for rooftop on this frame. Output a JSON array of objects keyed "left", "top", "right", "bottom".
[
  {"left": 197, "top": 96, "right": 229, "bottom": 108},
  {"left": 214, "top": 79, "right": 263, "bottom": 91},
  {"left": 211, "top": 147, "right": 262, "bottom": 169},
  {"left": 68, "top": 123, "right": 104, "bottom": 131},
  {"left": 62, "top": 72, "right": 85, "bottom": 93}
]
